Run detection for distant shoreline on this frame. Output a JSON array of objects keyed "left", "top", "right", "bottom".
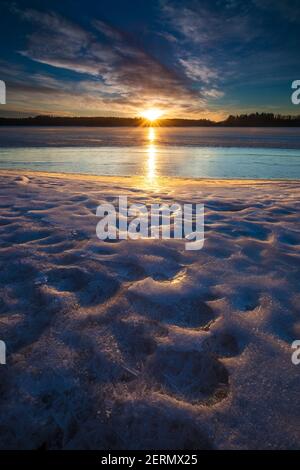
[{"left": 1, "top": 113, "right": 300, "bottom": 127}]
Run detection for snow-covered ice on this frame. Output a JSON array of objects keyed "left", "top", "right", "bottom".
[{"left": 0, "top": 170, "right": 299, "bottom": 449}]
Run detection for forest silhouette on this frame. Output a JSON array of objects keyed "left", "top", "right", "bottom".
[{"left": 1, "top": 113, "right": 300, "bottom": 127}]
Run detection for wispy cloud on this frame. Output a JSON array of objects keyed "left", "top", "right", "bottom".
[
  {"left": 9, "top": 6, "right": 220, "bottom": 117},
  {"left": 161, "top": 0, "right": 260, "bottom": 46},
  {"left": 2, "top": 1, "right": 297, "bottom": 118},
  {"left": 179, "top": 58, "right": 219, "bottom": 84}
]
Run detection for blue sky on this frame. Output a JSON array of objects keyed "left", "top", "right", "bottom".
[{"left": 0, "top": 0, "right": 300, "bottom": 119}]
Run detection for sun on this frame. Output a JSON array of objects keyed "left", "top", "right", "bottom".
[{"left": 141, "top": 108, "right": 164, "bottom": 122}]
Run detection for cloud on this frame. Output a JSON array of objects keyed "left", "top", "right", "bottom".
[
  {"left": 202, "top": 88, "right": 225, "bottom": 99},
  {"left": 16, "top": 8, "right": 113, "bottom": 77},
  {"left": 2, "top": 1, "right": 298, "bottom": 119},
  {"left": 179, "top": 58, "right": 219, "bottom": 84},
  {"left": 10, "top": 7, "right": 218, "bottom": 117},
  {"left": 159, "top": 0, "right": 299, "bottom": 99},
  {"left": 158, "top": 3, "right": 231, "bottom": 100},
  {"left": 161, "top": 1, "right": 259, "bottom": 46}
]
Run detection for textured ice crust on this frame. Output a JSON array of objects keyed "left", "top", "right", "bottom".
[{"left": 0, "top": 171, "right": 299, "bottom": 450}]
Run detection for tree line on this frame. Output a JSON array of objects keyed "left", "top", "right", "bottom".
[{"left": 0, "top": 113, "right": 300, "bottom": 126}]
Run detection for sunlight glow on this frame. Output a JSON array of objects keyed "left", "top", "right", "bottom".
[
  {"left": 141, "top": 108, "right": 163, "bottom": 122},
  {"left": 147, "top": 144, "right": 156, "bottom": 180},
  {"left": 148, "top": 127, "right": 156, "bottom": 142}
]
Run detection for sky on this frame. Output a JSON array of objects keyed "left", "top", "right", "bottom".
[{"left": 0, "top": 0, "right": 300, "bottom": 120}]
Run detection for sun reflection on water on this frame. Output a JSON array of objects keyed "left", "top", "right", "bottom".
[
  {"left": 148, "top": 127, "right": 155, "bottom": 142},
  {"left": 147, "top": 143, "right": 156, "bottom": 180},
  {"left": 146, "top": 127, "right": 157, "bottom": 182}
]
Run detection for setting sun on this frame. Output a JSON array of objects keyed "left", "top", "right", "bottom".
[{"left": 141, "top": 108, "right": 164, "bottom": 122}]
